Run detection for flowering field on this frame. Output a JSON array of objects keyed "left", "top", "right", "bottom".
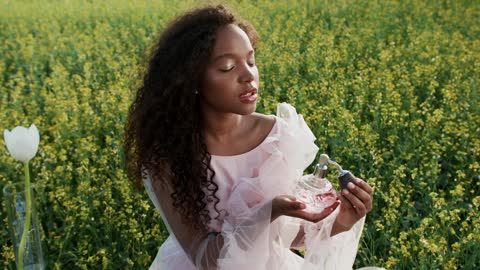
[{"left": 0, "top": 0, "right": 479, "bottom": 269}]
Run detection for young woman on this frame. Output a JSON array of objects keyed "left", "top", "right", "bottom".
[{"left": 124, "top": 5, "right": 374, "bottom": 270}]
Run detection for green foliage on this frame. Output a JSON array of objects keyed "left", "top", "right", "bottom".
[{"left": 1, "top": 0, "right": 479, "bottom": 269}]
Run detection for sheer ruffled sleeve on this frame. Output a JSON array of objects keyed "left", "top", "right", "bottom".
[
  {"left": 143, "top": 169, "right": 275, "bottom": 269},
  {"left": 302, "top": 210, "right": 365, "bottom": 269}
]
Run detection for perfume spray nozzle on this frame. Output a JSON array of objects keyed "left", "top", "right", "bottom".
[
  {"left": 318, "top": 154, "right": 329, "bottom": 166},
  {"left": 321, "top": 154, "right": 356, "bottom": 190},
  {"left": 327, "top": 159, "right": 343, "bottom": 173}
]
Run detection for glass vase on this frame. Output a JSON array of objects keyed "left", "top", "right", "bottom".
[{"left": 3, "top": 183, "right": 45, "bottom": 270}]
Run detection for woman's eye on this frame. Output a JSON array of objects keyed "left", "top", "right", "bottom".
[{"left": 220, "top": 66, "right": 234, "bottom": 72}]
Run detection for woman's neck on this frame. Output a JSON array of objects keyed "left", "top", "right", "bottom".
[{"left": 202, "top": 111, "right": 247, "bottom": 144}]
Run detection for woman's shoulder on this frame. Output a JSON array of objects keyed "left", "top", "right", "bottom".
[
  {"left": 249, "top": 112, "right": 277, "bottom": 137},
  {"left": 249, "top": 111, "right": 301, "bottom": 139},
  {"left": 251, "top": 112, "right": 276, "bottom": 128}
]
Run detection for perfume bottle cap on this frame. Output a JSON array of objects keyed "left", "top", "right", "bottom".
[{"left": 338, "top": 170, "right": 355, "bottom": 190}]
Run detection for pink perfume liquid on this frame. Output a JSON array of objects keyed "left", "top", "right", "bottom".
[{"left": 294, "top": 175, "right": 337, "bottom": 213}]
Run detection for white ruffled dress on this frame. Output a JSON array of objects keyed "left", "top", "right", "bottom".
[{"left": 144, "top": 107, "right": 366, "bottom": 270}]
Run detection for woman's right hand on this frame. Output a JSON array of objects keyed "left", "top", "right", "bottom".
[{"left": 271, "top": 195, "right": 340, "bottom": 222}]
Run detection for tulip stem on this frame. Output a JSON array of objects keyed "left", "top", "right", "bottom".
[{"left": 18, "top": 161, "right": 31, "bottom": 270}]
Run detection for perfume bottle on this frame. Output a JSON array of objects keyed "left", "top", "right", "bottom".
[
  {"left": 294, "top": 154, "right": 357, "bottom": 213},
  {"left": 294, "top": 154, "right": 337, "bottom": 213}
]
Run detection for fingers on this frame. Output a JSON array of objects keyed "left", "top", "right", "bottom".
[
  {"left": 281, "top": 195, "right": 306, "bottom": 210},
  {"left": 296, "top": 200, "right": 340, "bottom": 222},
  {"left": 275, "top": 195, "right": 305, "bottom": 212},
  {"left": 353, "top": 178, "right": 374, "bottom": 196},
  {"left": 353, "top": 178, "right": 374, "bottom": 212},
  {"left": 272, "top": 195, "right": 305, "bottom": 222},
  {"left": 342, "top": 182, "right": 372, "bottom": 214},
  {"left": 342, "top": 188, "right": 366, "bottom": 215},
  {"left": 276, "top": 195, "right": 342, "bottom": 223},
  {"left": 293, "top": 201, "right": 307, "bottom": 210},
  {"left": 282, "top": 195, "right": 297, "bottom": 201},
  {"left": 337, "top": 192, "right": 351, "bottom": 206},
  {"left": 347, "top": 181, "right": 371, "bottom": 206}
]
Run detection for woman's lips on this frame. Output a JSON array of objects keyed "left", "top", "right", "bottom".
[{"left": 239, "top": 88, "right": 258, "bottom": 103}]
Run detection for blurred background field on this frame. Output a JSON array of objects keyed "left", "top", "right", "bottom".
[{"left": 0, "top": 0, "right": 479, "bottom": 269}]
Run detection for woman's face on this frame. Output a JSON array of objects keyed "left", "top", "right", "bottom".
[{"left": 201, "top": 24, "right": 259, "bottom": 115}]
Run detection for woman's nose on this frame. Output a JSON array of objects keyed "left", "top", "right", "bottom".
[{"left": 239, "top": 64, "right": 255, "bottom": 83}]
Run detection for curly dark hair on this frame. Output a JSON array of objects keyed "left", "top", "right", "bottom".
[{"left": 124, "top": 5, "right": 259, "bottom": 229}]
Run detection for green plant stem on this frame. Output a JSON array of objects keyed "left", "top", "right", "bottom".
[{"left": 18, "top": 161, "right": 31, "bottom": 270}]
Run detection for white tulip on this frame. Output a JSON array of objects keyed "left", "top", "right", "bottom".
[
  {"left": 3, "top": 124, "right": 40, "bottom": 162},
  {"left": 277, "top": 102, "right": 297, "bottom": 122}
]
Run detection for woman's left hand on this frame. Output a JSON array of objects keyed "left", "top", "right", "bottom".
[{"left": 333, "top": 177, "right": 374, "bottom": 233}]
